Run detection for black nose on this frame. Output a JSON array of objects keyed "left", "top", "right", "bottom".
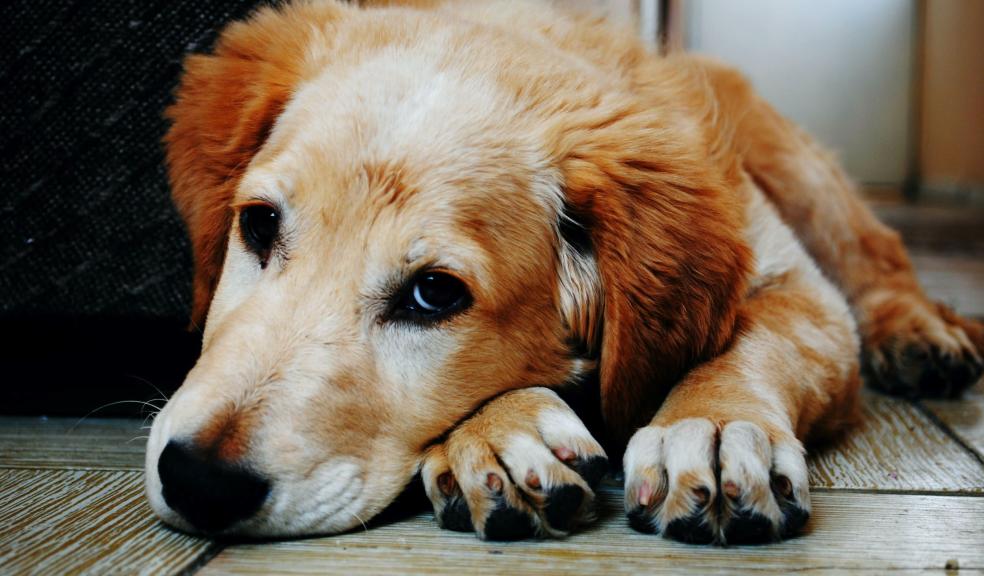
[{"left": 158, "top": 440, "right": 270, "bottom": 533}]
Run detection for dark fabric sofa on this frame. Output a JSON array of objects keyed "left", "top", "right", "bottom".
[{"left": 1, "top": 0, "right": 267, "bottom": 415}]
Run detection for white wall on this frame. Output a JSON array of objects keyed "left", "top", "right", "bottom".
[{"left": 685, "top": 0, "right": 915, "bottom": 184}]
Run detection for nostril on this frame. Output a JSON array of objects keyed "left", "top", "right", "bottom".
[{"left": 157, "top": 440, "right": 270, "bottom": 534}]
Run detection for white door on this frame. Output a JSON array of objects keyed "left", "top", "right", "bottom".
[{"left": 685, "top": 0, "right": 915, "bottom": 185}]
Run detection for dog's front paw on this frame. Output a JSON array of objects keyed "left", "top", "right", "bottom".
[
  {"left": 860, "top": 291, "right": 983, "bottom": 398},
  {"left": 623, "top": 419, "right": 809, "bottom": 545},
  {"left": 421, "top": 387, "right": 608, "bottom": 541}
]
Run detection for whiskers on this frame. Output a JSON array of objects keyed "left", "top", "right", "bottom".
[
  {"left": 69, "top": 399, "right": 165, "bottom": 431},
  {"left": 68, "top": 375, "right": 172, "bottom": 442},
  {"left": 351, "top": 511, "right": 370, "bottom": 533},
  {"left": 126, "top": 374, "right": 170, "bottom": 406}
]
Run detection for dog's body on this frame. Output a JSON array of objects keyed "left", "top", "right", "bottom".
[{"left": 147, "top": 0, "right": 984, "bottom": 544}]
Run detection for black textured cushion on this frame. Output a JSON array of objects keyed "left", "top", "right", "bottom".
[
  {"left": 0, "top": 0, "right": 267, "bottom": 414},
  {"left": 1, "top": 0, "right": 268, "bottom": 319}
]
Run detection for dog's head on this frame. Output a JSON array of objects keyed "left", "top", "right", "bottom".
[{"left": 146, "top": 1, "right": 749, "bottom": 537}]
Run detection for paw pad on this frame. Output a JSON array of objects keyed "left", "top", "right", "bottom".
[
  {"left": 544, "top": 485, "right": 585, "bottom": 532},
  {"left": 665, "top": 515, "right": 714, "bottom": 544},
  {"left": 484, "top": 501, "right": 536, "bottom": 541},
  {"left": 724, "top": 510, "right": 774, "bottom": 545},
  {"left": 627, "top": 506, "right": 656, "bottom": 533},
  {"left": 440, "top": 495, "right": 474, "bottom": 532}
]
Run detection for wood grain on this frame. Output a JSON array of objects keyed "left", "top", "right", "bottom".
[
  {"left": 0, "top": 416, "right": 146, "bottom": 471},
  {"left": 808, "top": 391, "right": 984, "bottom": 492},
  {"left": 911, "top": 252, "right": 984, "bottom": 318},
  {"left": 0, "top": 468, "right": 216, "bottom": 575},
  {"left": 923, "top": 380, "right": 984, "bottom": 459},
  {"left": 873, "top": 202, "right": 984, "bottom": 258},
  {"left": 200, "top": 487, "right": 984, "bottom": 575}
]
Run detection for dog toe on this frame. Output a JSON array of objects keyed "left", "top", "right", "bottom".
[
  {"left": 623, "top": 420, "right": 718, "bottom": 542},
  {"left": 861, "top": 296, "right": 983, "bottom": 398},
  {"left": 624, "top": 418, "right": 810, "bottom": 545},
  {"left": 422, "top": 387, "right": 606, "bottom": 540}
]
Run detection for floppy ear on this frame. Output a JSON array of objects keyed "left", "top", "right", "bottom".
[
  {"left": 554, "top": 106, "right": 753, "bottom": 446},
  {"left": 165, "top": 3, "right": 342, "bottom": 328}
]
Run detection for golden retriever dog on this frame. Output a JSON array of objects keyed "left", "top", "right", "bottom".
[{"left": 146, "top": 0, "right": 984, "bottom": 544}]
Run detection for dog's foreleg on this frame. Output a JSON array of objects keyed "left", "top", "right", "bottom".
[
  {"left": 622, "top": 187, "right": 861, "bottom": 544},
  {"left": 707, "top": 58, "right": 984, "bottom": 396}
]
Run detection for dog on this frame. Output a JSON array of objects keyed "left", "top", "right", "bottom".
[{"left": 146, "top": 0, "right": 984, "bottom": 544}]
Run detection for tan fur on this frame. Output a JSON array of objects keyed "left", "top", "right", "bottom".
[{"left": 148, "top": 0, "right": 983, "bottom": 541}]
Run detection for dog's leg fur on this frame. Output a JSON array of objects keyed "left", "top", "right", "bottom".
[
  {"left": 623, "top": 184, "right": 861, "bottom": 543},
  {"left": 693, "top": 56, "right": 984, "bottom": 397},
  {"left": 421, "top": 387, "right": 609, "bottom": 541}
]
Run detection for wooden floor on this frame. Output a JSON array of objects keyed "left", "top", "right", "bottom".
[{"left": 1, "top": 201, "right": 983, "bottom": 575}]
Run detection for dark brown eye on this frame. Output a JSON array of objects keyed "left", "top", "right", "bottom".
[
  {"left": 395, "top": 271, "right": 471, "bottom": 323},
  {"left": 239, "top": 204, "right": 280, "bottom": 264}
]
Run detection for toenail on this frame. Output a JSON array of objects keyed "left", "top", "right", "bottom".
[
  {"left": 693, "top": 486, "right": 711, "bottom": 506},
  {"left": 771, "top": 475, "right": 793, "bottom": 498},
  {"left": 437, "top": 472, "right": 457, "bottom": 497},
  {"left": 487, "top": 472, "right": 504, "bottom": 493},
  {"left": 638, "top": 481, "right": 653, "bottom": 507},
  {"left": 572, "top": 455, "right": 609, "bottom": 489},
  {"left": 553, "top": 446, "right": 577, "bottom": 462},
  {"left": 525, "top": 469, "right": 541, "bottom": 490}
]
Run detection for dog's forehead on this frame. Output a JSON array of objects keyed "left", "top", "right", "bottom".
[
  {"left": 241, "top": 50, "right": 562, "bottom": 256},
  {"left": 275, "top": 52, "right": 491, "bottom": 159}
]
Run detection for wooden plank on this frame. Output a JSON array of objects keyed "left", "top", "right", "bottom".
[
  {"left": 199, "top": 488, "right": 984, "bottom": 575},
  {"left": 808, "top": 391, "right": 984, "bottom": 492},
  {"left": 910, "top": 252, "right": 984, "bottom": 318},
  {"left": 0, "top": 468, "right": 216, "bottom": 576},
  {"left": 923, "top": 380, "right": 984, "bottom": 459},
  {"left": 873, "top": 202, "right": 984, "bottom": 257},
  {"left": 0, "top": 416, "right": 146, "bottom": 471},
  {"left": 870, "top": 201, "right": 984, "bottom": 316}
]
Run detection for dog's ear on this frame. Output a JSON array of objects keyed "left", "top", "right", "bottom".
[
  {"left": 165, "top": 3, "right": 341, "bottom": 328},
  {"left": 553, "top": 106, "right": 752, "bottom": 445}
]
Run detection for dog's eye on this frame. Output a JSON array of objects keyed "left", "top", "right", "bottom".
[
  {"left": 239, "top": 204, "right": 280, "bottom": 264},
  {"left": 394, "top": 271, "right": 471, "bottom": 322}
]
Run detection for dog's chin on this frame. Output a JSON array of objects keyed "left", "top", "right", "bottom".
[
  {"left": 148, "top": 503, "right": 371, "bottom": 540},
  {"left": 144, "top": 460, "right": 383, "bottom": 539}
]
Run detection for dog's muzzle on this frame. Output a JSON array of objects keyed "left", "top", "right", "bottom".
[{"left": 157, "top": 441, "right": 270, "bottom": 534}]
